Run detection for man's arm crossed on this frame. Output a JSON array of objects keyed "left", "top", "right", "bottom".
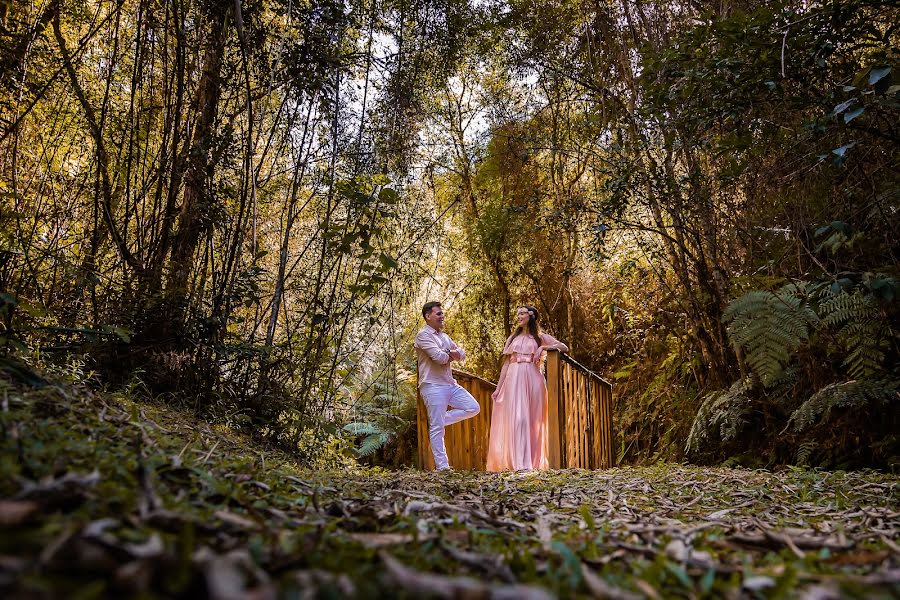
[{"left": 415, "top": 330, "right": 451, "bottom": 364}]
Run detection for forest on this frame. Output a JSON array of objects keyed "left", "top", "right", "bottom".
[{"left": 0, "top": 0, "right": 898, "bottom": 597}]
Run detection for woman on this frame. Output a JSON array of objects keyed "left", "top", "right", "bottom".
[{"left": 486, "top": 306, "right": 569, "bottom": 471}]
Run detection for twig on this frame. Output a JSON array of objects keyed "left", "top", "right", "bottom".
[{"left": 201, "top": 440, "right": 220, "bottom": 464}]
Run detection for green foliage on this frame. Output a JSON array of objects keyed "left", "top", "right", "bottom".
[
  {"left": 788, "top": 379, "right": 899, "bottom": 434},
  {"left": 685, "top": 379, "right": 752, "bottom": 456},
  {"left": 341, "top": 361, "right": 418, "bottom": 463},
  {"left": 723, "top": 285, "right": 818, "bottom": 387},
  {"left": 819, "top": 289, "right": 887, "bottom": 378},
  {"left": 795, "top": 440, "right": 817, "bottom": 467},
  {"left": 343, "top": 421, "right": 391, "bottom": 457}
]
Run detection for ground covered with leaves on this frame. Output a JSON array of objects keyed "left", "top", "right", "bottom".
[{"left": 1, "top": 379, "right": 898, "bottom": 599}]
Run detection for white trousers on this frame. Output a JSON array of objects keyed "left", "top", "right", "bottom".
[{"left": 420, "top": 383, "right": 480, "bottom": 470}]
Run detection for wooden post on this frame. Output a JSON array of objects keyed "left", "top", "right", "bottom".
[
  {"left": 546, "top": 350, "right": 565, "bottom": 469},
  {"left": 417, "top": 385, "right": 435, "bottom": 470}
]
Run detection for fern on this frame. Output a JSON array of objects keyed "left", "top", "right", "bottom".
[
  {"left": 788, "top": 379, "right": 899, "bottom": 433},
  {"left": 343, "top": 421, "right": 380, "bottom": 436},
  {"left": 724, "top": 284, "right": 818, "bottom": 387},
  {"left": 818, "top": 289, "right": 886, "bottom": 378},
  {"left": 357, "top": 431, "right": 391, "bottom": 457},
  {"left": 795, "top": 440, "right": 817, "bottom": 466},
  {"left": 344, "top": 421, "right": 392, "bottom": 457},
  {"left": 685, "top": 379, "right": 753, "bottom": 455}
]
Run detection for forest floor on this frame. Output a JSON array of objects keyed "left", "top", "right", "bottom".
[{"left": 1, "top": 376, "right": 898, "bottom": 599}]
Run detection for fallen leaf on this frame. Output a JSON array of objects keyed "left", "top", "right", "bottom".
[
  {"left": 743, "top": 575, "right": 775, "bottom": 591},
  {"left": 581, "top": 562, "right": 641, "bottom": 600},
  {"left": 348, "top": 532, "right": 416, "bottom": 548},
  {"left": 214, "top": 510, "right": 258, "bottom": 530},
  {"left": 380, "top": 551, "right": 554, "bottom": 600}
]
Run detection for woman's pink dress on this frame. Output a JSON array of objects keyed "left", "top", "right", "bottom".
[{"left": 486, "top": 332, "right": 560, "bottom": 471}]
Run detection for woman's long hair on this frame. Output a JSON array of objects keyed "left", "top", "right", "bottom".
[{"left": 511, "top": 305, "right": 542, "bottom": 349}]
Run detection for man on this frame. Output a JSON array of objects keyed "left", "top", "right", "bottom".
[{"left": 414, "top": 301, "right": 480, "bottom": 471}]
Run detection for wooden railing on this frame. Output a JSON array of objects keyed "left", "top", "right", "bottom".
[
  {"left": 416, "top": 352, "right": 614, "bottom": 471},
  {"left": 545, "top": 350, "right": 614, "bottom": 470}
]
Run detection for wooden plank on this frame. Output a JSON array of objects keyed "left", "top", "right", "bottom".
[
  {"left": 605, "top": 384, "right": 612, "bottom": 467},
  {"left": 572, "top": 369, "right": 580, "bottom": 468},
  {"left": 546, "top": 351, "right": 563, "bottom": 469},
  {"left": 482, "top": 386, "right": 491, "bottom": 469},
  {"left": 591, "top": 380, "right": 598, "bottom": 469},
  {"left": 594, "top": 381, "right": 601, "bottom": 468},
  {"left": 606, "top": 383, "right": 614, "bottom": 467},
  {"left": 585, "top": 379, "right": 592, "bottom": 470},
  {"left": 596, "top": 381, "right": 603, "bottom": 468},
  {"left": 475, "top": 386, "right": 483, "bottom": 470},
  {"left": 475, "top": 383, "right": 482, "bottom": 468},
  {"left": 562, "top": 366, "right": 568, "bottom": 468},
  {"left": 567, "top": 365, "right": 574, "bottom": 467},
  {"left": 581, "top": 373, "right": 591, "bottom": 469},
  {"left": 417, "top": 388, "right": 427, "bottom": 470},
  {"left": 569, "top": 369, "right": 576, "bottom": 469},
  {"left": 588, "top": 380, "right": 595, "bottom": 469},
  {"left": 597, "top": 381, "right": 605, "bottom": 468},
  {"left": 464, "top": 385, "right": 473, "bottom": 470},
  {"left": 457, "top": 380, "right": 467, "bottom": 470},
  {"left": 562, "top": 364, "right": 568, "bottom": 467},
  {"left": 601, "top": 382, "right": 611, "bottom": 468},
  {"left": 474, "top": 381, "right": 482, "bottom": 470},
  {"left": 416, "top": 388, "right": 425, "bottom": 471},
  {"left": 579, "top": 373, "right": 591, "bottom": 469},
  {"left": 459, "top": 407, "right": 467, "bottom": 469},
  {"left": 418, "top": 389, "right": 436, "bottom": 471},
  {"left": 572, "top": 367, "right": 579, "bottom": 467}
]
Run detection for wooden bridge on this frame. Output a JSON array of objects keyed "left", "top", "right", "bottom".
[{"left": 416, "top": 350, "right": 614, "bottom": 471}]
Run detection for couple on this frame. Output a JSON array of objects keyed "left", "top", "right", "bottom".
[{"left": 414, "top": 301, "right": 568, "bottom": 471}]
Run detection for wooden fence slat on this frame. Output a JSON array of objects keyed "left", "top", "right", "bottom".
[
  {"left": 600, "top": 383, "right": 607, "bottom": 468},
  {"left": 569, "top": 368, "right": 576, "bottom": 469},
  {"left": 587, "top": 380, "right": 594, "bottom": 469},
  {"left": 546, "top": 352, "right": 563, "bottom": 468},
  {"left": 586, "top": 380, "right": 591, "bottom": 469},
  {"left": 591, "top": 382, "right": 597, "bottom": 467},
  {"left": 591, "top": 381, "right": 603, "bottom": 469},
  {"left": 595, "top": 382, "right": 601, "bottom": 467},
  {"left": 584, "top": 380, "right": 591, "bottom": 470},
  {"left": 573, "top": 369, "right": 580, "bottom": 468},
  {"left": 579, "top": 374, "right": 591, "bottom": 469},
  {"left": 605, "top": 385, "right": 612, "bottom": 467}
]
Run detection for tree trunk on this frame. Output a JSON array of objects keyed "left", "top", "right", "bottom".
[{"left": 164, "top": 5, "right": 230, "bottom": 337}]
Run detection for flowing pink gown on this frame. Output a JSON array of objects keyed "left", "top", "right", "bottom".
[{"left": 486, "top": 332, "right": 560, "bottom": 471}]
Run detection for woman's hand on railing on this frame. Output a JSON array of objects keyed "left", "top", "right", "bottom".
[{"left": 540, "top": 342, "right": 569, "bottom": 354}]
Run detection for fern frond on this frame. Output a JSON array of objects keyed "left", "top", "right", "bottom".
[
  {"left": 356, "top": 432, "right": 391, "bottom": 457},
  {"left": 724, "top": 285, "right": 817, "bottom": 387},
  {"left": 686, "top": 379, "right": 753, "bottom": 455},
  {"left": 788, "top": 379, "right": 899, "bottom": 433},
  {"left": 795, "top": 440, "right": 817, "bottom": 466},
  {"left": 818, "top": 289, "right": 887, "bottom": 378},
  {"left": 343, "top": 421, "right": 381, "bottom": 436}
]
